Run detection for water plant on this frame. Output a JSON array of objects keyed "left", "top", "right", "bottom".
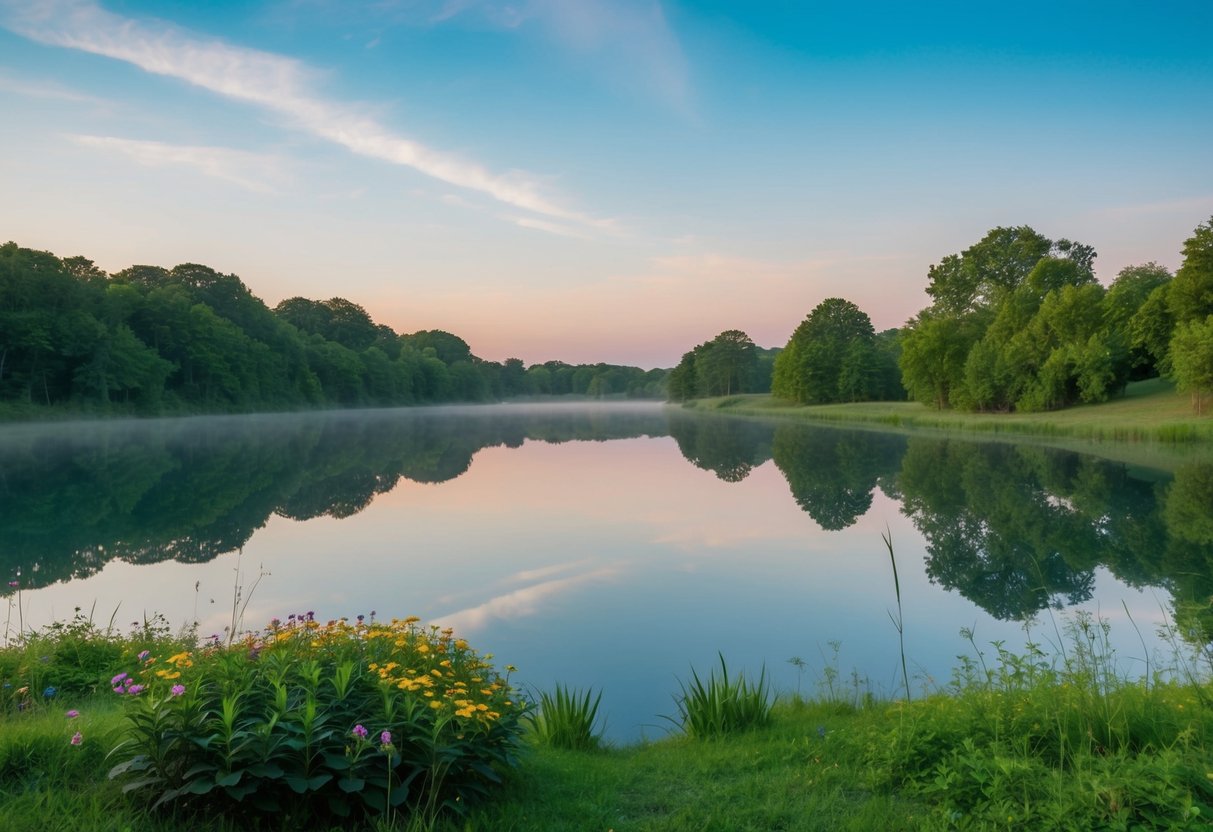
[
  {"left": 527, "top": 684, "right": 604, "bottom": 751},
  {"left": 668, "top": 653, "right": 772, "bottom": 738}
]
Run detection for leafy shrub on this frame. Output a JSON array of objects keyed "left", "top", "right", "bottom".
[
  {"left": 527, "top": 685, "right": 603, "bottom": 750},
  {"left": 106, "top": 613, "right": 528, "bottom": 824},
  {"left": 669, "top": 653, "right": 772, "bottom": 738},
  {"left": 0, "top": 610, "right": 194, "bottom": 714}
]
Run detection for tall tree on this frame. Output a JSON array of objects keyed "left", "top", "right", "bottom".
[
  {"left": 1169, "top": 216, "right": 1213, "bottom": 325},
  {"left": 1170, "top": 315, "right": 1213, "bottom": 415},
  {"left": 773, "top": 298, "right": 876, "bottom": 404}
]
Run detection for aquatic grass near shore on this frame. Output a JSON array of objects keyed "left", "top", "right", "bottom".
[
  {"left": 526, "top": 684, "right": 604, "bottom": 751},
  {"left": 667, "top": 653, "right": 773, "bottom": 738}
]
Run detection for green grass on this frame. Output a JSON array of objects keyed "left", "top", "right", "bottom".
[
  {"left": 667, "top": 654, "right": 773, "bottom": 739},
  {"left": 527, "top": 685, "right": 604, "bottom": 751},
  {"left": 6, "top": 608, "right": 1213, "bottom": 830},
  {"left": 679, "top": 379, "right": 1213, "bottom": 476},
  {"left": 681, "top": 379, "right": 1213, "bottom": 448}
]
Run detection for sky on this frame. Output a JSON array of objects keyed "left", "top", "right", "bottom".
[{"left": 1, "top": 1, "right": 1211, "bottom": 367}]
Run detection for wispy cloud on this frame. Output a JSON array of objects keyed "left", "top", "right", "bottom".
[
  {"left": 0, "top": 71, "right": 110, "bottom": 105},
  {"left": 431, "top": 566, "right": 618, "bottom": 633},
  {"left": 427, "top": 0, "right": 692, "bottom": 113},
  {"left": 70, "top": 134, "right": 286, "bottom": 192},
  {"left": 509, "top": 215, "right": 590, "bottom": 239},
  {"left": 0, "top": 0, "right": 609, "bottom": 230}
]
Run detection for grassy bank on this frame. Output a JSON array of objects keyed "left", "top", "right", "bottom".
[
  {"left": 4, "top": 611, "right": 1213, "bottom": 831},
  {"left": 680, "top": 379, "right": 1213, "bottom": 446}
]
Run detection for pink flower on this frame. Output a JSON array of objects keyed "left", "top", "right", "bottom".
[
  {"left": 70, "top": 732, "right": 82, "bottom": 746},
  {"left": 380, "top": 731, "right": 392, "bottom": 746},
  {"left": 170, "top": 684, "right": 185, "bottom": 697},
  {"left": 126, "top": 684, "right": 145, "bottom": 696},
  {"left": 137, "top": 650, "right": 150, "bottom": 662},
  {"left": 65, "top": 710, "right": 80, "bottom": 719},
  {"left": 6, "top": 581, "right": 17, "bottom": 588},
  {"left": 352, "top": 724, "right": 368, "bottom": 740}
]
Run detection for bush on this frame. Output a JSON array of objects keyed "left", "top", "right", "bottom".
[{"left": 106, "top": 613, "right": 528, "bottom": 824}]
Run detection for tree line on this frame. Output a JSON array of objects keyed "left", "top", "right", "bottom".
[
  {"left": 0, "top": 242, "right": 667, "bottom": 416},
  {"left": 668, "top": 216, "right": 1213, "bottom": 414}
]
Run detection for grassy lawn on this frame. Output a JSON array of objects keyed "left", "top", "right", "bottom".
[{"left": 678, "top": 379, "right": 1213, "bottom": 458}]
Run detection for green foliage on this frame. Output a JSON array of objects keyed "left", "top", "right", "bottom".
[
  {"left": 898, "top": 310, "right": 984, "bottom": 409},
  {"left": 899, "top": 223, "right": 1193, "bottom": 413},
  {"left": 1169, "top": 315, "right": 1213, "bottom": 414},
  {"left": 527, "top": 684, "right": 603, "bottom": 751},
  {"left": 0, "top": 241, "right": 668, "bottom": 418},
  {"left": 105, "top": 615, "right": 527, "bottom": 825},
  {"left": 773, "top": 298, "right": 892, "bottom": 405},
  {"left": 669, "top": 654, "right": 772, "bottom": 738},
  {"left": 666, "top": 330, "right": 767, "bottom": 402},
  {"left": 1169, "top": 216, "right": 1213, "bottom": 326},
  {"left": 861, "top": 614, "right": 1213, "bottom": 830}
]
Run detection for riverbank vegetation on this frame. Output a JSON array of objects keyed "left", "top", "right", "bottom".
[
  {"left": 671, "top": 215, "right": 1213, "bottom": 419},
  {"left": 3, "top": 608, "right": 1213, "bottom": 830},
  {"left": 0, "top": 242, "right": 666, "bottom": 420},
  {"left": 684, "top": 377, "right": 1213, "bottom": 443}
]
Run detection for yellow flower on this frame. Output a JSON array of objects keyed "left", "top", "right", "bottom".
[{"left": 429, "top": 700, "right": 442, "bottom": 710}]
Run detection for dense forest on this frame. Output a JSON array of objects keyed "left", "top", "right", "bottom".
[
  {"left": 0, "top": 242, "right": 667, "bottom": 416},
  {"left": 669, "top": 216, "right": 1213, "bottom": 413}
]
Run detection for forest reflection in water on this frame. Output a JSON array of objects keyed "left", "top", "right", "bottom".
[{"left": 1, "top": 403, "right": 1212, "bottom": 633}]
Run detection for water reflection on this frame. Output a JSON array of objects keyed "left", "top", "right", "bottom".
[
  {"left": 1, "top": 405, "right": 1212, "bottom": 632},
  {"left": 0, "top": 405, "right": 667, "bottom": 590}
]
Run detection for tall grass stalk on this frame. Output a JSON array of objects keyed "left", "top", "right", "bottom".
[{"left": 882, "top": 529, "right": 910, "bottom": 702}]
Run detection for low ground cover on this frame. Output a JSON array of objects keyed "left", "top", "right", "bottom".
[
  {"left": 2, "top": 609, "right": 1212, "bottom": 830},
  {"left": 684, "top": 378, "right": 1213, "bottom": 445}
]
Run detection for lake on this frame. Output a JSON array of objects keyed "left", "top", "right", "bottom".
[{"left": 2, "top": 402, "right": 1210, "bottom": 741}]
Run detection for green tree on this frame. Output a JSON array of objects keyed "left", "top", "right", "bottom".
[
  {"left": 698, "top": 330, "right": 758, "bottom": 397},
  {"left": 773, "top": 298, "right": 875, "bottom": 404},
  {"left": 1169, "top": 216, "right": 1213, "bottom": 325},
  {"left": 898, "top": 311, "right": 982, "bottom": 409},
  {"left": 1105, "top": 263, "right": 1172, "bottom": 379},
  {"left": 1169, "top": 315, "right": 1213, "bottom": 415}
]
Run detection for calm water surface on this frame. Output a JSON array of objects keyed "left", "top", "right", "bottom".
[{"left": 2, "top": 403, "right": 1211, "bottom": 741}]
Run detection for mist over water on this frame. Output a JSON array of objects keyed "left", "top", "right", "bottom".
[{"left": 2, "top": 403, "right": 1210, "bottom": 740}]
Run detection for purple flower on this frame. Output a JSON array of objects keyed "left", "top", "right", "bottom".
[
  {"left": 356, "top": 614, "right": 365, "bottom": 623},
  {"left": 70, "top": 731, "right": 82, "bottom": 746},
  {"left": 126, "top": 684, "right": 145, "bottom": 696},
  {"left": 65, "top": 710, "right": 80, "bottom": 719},
  {"left": 110, "top": 672, "right": 129, "bottom": 687},
  {"left": 170, "top": 684, "right": 185, "bottom": 697},
  {"left": 6, "top": 581, "right": 17, "bottom": 588},
  {"left": 352, "top": 724, "right": 368, "bottom": 740},
  {"left": 380, "top": 730, "right": 392, "bottom": 746},
  {"left": 137, "top": 650, "right": 150, "bottom": 662}
]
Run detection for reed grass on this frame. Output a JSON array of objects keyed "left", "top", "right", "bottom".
[
  {"left": 526, "top": 684, "right": 604, "bottom": 751},
  {"left": 667, "top": 653, "right": 773, "bottom": 738}
]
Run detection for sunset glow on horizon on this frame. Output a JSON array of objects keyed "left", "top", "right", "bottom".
[{"left": 2, "top": 0, "right": 1211, "bottom": 367}]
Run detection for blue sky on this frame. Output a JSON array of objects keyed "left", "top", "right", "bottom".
[{"left": 1, "top": 0, "right": 1210, "bottom": 366}]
